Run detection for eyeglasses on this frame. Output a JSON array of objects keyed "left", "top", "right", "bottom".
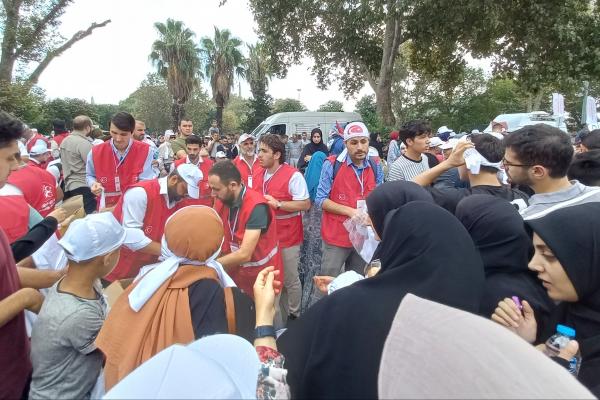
[{"left": 501, "top": 158, "right": 533, "bottom": 168}]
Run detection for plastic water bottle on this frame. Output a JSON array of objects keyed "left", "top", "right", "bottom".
[{"left": 544, "top": 324, "right": 581, "bottom": 376}]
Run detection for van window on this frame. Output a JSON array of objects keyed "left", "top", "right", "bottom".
[
  {"left": 251, "top": 123, "right": 267, "bottom": 137},
  {"left": 269, "top": 124, "right": 286, "bottom": 136}
]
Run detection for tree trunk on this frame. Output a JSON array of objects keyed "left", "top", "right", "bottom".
[
  {"left": 376, "top": 83, "right": 395, "bottom": 127},
  {"left": 171, "top": 98, "right": 185, "bottom": 131},
  {"left": 373, "top": 0, "right": 403, "bottom": 127},
  {"left": 0, "top": 0, "right": 21, "bottom": 84},
  {"left": 215, "top": 100, "right": 224, "bottom": 129}
]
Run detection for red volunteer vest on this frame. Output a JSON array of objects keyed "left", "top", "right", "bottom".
[
  {"left": 26, "top": 133, "right": 49, "bottom": 152},
  {"left": 233, "top": 156, "right": 261, "bottom": 189},
  {"left": 253, "top": 164, "right": 303, "bottom": 248},
  {"left": 0, "top": 195, "right": 29, "bottom": 243},
  {"left": 173, "top": 156, "right": 214, "bottom": 207},
  {"left": 92, "top": 140, "right": 149, "bottom": 209},
  {"left": 107, "top": 179, "right": 178, "bottom": 281},
  {"left": 214, "top": 187, "right": 283, "bottom": 297},
  {"left": 53, "top": 132, "right": 69, "bottom": 146},
  {"left": 7, "top": 165, "right": 57, "bottom": 217},
  {"left": 322, "top": 156, "right": 377, "bottom": 248}
]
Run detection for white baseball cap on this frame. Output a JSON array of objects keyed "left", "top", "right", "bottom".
[
  {"left": 343, "top": 121, "right": 370, "bottom": 141},
  {"left": 58, "top": 212, "right": 126, "bottom": 262},
  {"left": 215, "top": 151, "right": 227, "bottom": 159},
  {"left": 237, "top": 133, "right": 254, "bottom": 145},
  {"left": 437, "top": 126, "right": 453, "bottom": 134},
  {"left": 104, "top": 334, "right": 260, "bottom": 399},
  {"left": 164, "top": 130, "right": 174, "bottom": 138},
  {"left": 440, "top": 138, "right": 459, "bottom": 150},
  {"left": 29, "top": 139, "right": 50, "bottom": 156},
  {"left": 175, "top": 163, "right": 202, "bottom": 199},
  {"left": 429, "top": 137, "right": 444, "bottom": 148}
]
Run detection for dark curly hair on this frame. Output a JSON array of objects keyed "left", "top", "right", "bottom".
[{"left": 0, "top": 111, "right": 25, "bottom": 149}]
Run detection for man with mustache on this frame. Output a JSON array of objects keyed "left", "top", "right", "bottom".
[
  {"left": 104, "top": 164, "right": 202, "bottom": 282},
  {"left": 314, "top": 122, "right": 383, "bottom": 300}
]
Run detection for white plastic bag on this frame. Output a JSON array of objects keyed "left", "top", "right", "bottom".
[{"left": 343, "top": 212, "right": 379, "bottom": 263}]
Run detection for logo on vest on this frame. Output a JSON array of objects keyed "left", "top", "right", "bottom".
[
  {"left": 144, "top": 226, "right": 153, "bottom": 235},
  {"left": 100, "top": 177, "right": 108, "bottom": 184},
  {"left": 338, "top": 193, "right": 347, "bottom": 201},
  {"left": 42, "top": 184, "right": 53, "bottom": 199}
]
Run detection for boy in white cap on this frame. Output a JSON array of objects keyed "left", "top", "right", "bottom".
[
  {"left": 105, "top": 164, "right": 202, "bottom": 282},
  {"left": 29, "top": 212, "right": 126, "bottom": 400},
  {"left": 6, "top": 139, "right": 61, "bottom": 217},
  {"left": 314, "top": 122, "right": 383, "bottom": 300}
]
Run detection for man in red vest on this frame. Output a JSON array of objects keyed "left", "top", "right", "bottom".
[
  {"left": 314, "top": 121, "right": 384, "bottom": 299},
  {"left": 172, "top": 135, "right": 214, "bottom": 207},
  {"left": 86, "top": 112, "right": 155, "bottom": 209},
  {"left": 25, "top": 128, "right": 49, "bottom": 153},
  {"left": 254, "top": 134, "right": 309, "bottom": 319},
  {"left": 7, "top": 142, "right": 59, "bottom": 217},
  {"left": 208, "top": 160, "right": 283, "bottom": 298},
  {"left": 105, "top": 163, "right": 203, "bottom": 281},
  {"left": 51, "top": 119, "right": 69, "bottom": 146},
  {"left": 233, "top": 133, "right": 261, "bottom": 189}
]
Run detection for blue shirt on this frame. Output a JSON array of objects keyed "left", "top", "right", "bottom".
[
  {"left": 315, "top": 155, "right": 384, "bottom": 208},
  {"left": 85, "top": 139, "right": 155, "bottom": 187}
]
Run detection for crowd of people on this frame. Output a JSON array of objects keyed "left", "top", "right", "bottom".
[{"left": 1, "top": 108, "right": 599, "bottom": 399}]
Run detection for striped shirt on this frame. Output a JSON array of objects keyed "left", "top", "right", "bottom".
[
  {"left": 521, "top": 180, "right": 600, "bottom": 220},
  {"left": 387, "top": 154, "right": 430, "bottom": 182}
]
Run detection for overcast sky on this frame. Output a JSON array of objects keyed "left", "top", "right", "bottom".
[{"left": 36, "top": 0, "right": 374, "bottom": 112}]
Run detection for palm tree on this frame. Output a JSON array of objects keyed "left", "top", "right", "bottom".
[
  {"left": 149, "top": 19, "right": 201, "bottom": 130},
  {"left": 200, "top": 27, "right": 245, "bottom": 128},
  {"left": 245, "top": 42, "right": 273, "bottom": 97},
  {"left": 244, "top": 42, "right": 274, "bottom": 130}
]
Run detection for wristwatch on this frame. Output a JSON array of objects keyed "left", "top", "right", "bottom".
[
  {"left": 255, "top": 325, "right": 276, "bottom": 339},
  {"left": 276, "top": 201, "right": 282, "bottom": 210}
]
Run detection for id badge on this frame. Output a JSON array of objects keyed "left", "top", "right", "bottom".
[
  {"left": 114, "top": 176, "right": 121, "bottom": 192},
  {"left": 357, "top": 199, "right": 367, "bottom": 213},
  {"left": 248, "top": 175, "right": 253, "bottom": 188},
  {"left": 230, "top": 243, "right": 240, "bottom": 252}
]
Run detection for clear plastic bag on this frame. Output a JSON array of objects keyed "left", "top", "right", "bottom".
[{"left": 343, "top": 212, "right": 379, "bottom": 263}]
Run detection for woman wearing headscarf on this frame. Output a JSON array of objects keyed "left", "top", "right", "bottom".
[
  {"left": 297, "top": 128, "right": 328, "bottom": 173},
  {"left": 455, "top": 195, "right": 554, "bottom": 324},
  {"left": 278, "top": 201, "right": 485, "bottom": 398},
  {"left": 96, "top": 206, "right": 255, "bottom": 390},
  {"left": 298, "top": 150, "right": 328, "bottom": 312},
  {"left": 492, "top": 202, "right": 600, "bottom": 396},
  {"left": 386, "top": 130, "right": 400, "bottom": 165}
]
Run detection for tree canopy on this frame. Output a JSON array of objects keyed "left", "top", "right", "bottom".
[
  {"left": 318, "top": 100, "right": 344, "bottom": 112},
  {"left": 272, "top": 98, "right": 307, "bottom": 113},
  {"left": 0, "top": 0, "right": 110, "bottom": 88}
]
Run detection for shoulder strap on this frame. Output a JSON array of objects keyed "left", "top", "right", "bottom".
[
  {"left": 223, "top": 287, "right": 237, "bottom": 334},
  {"left": 332, "top": 159, "right": 342, "bottom": 181}
]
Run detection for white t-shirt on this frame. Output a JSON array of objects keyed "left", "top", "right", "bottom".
[
  {"left": 263, "top": 169, "right": 309, "bottom": 200},
  {"left": 121, "top": 177, "right": 177, "bottom": 251}
]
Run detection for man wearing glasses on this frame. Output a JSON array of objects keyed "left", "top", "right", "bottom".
[{"left": 503, "top": 124, "right": 600, "bottom": 220}]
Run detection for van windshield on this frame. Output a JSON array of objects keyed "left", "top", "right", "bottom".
[{"left": 250, "top": 123, "right": 267, "bottom": 137}]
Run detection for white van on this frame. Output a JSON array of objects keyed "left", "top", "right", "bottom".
[
  {"left": 483, "top": 111, "right": 568, "bottom": 133},
  {"left": 250, "top": 112, "right": 362, "bottom": 142}
]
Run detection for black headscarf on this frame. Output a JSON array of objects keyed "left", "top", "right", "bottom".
[
  {"left": 277, "top": 201, "right": 484, "bottom": 399},
  {"left": 455, "top": 195, "right": 554, "bottom": 322},
  {"left": 366, "top": 181, "right": 433, "bottom": 238},
  {"left": 297, "top": 128, "right": 328, "bottom": 171},
  {"left": 527, "top": 202, "right": 600, "bottom": 395}
]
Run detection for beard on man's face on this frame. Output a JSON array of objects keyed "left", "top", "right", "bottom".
[{"left": 221, "top": 189, "right": 237, "bottom": 207}]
